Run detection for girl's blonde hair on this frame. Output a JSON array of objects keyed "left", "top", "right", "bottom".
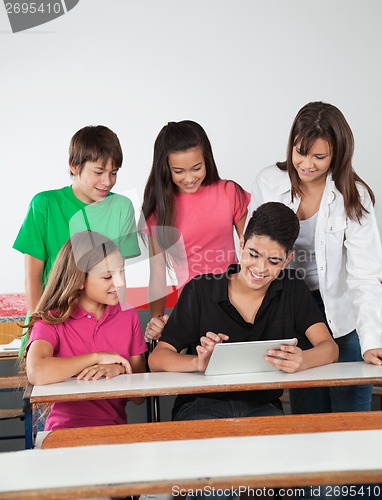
[
  {"left": 25, "top": 231, "right": 119, "bottom": 333},
  {"left": 21, "top": 231, "right": 120, "bottom": 422}
]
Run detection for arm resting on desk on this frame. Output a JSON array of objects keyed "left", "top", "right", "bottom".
[
  {"left": 265, "top": 322, "right": 339, "bottom": 373},
  {"left": 150, "top": 324, "right": 338, "bottom": 374},
  {"left": 26, "top": 339, "right": 132, "bottom": 385}
]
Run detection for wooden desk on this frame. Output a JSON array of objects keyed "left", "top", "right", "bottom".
[
  {"left": 40, "top": 411, "right": 382, "bottom": 449},
  {"left": 23, "top": 361, "right": 382, "bottom": 449},
  {"left": 0, "top": 427, "right": 381, "bottom": 499}
]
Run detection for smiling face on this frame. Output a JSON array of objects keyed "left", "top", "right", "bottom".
[
  {"left": 70, "top": 158, "right": 118, "bottom": 204},
  {"left": 78, "top": 249, "right": 126, "bottom": 318},
  {"left": 238, "top": 234, "right": 293, "bottom": 293},
  {"left": 292, "top": 137, "right": 332, "bottom": 186},
  {"left": 168, "top": 146, "right": 207, "bottom": 194}
]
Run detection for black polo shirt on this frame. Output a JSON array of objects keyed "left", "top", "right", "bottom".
[{"left": 160, "top": 264, "right": 325, "bottom": 412}]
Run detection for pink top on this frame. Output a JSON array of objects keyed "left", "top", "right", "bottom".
[
  {"left": 145, "top": 180, "right": 250, "bottom": 288},
  {"left": 27, "top": 304, "right": 147, "bottom": 430}
]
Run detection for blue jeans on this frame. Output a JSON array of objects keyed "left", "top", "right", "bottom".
[
  {"left": 289, "top": 292, "right": 373, "bottom": 414},
  {"left": 289, "top": 293, "right": 375, "bottom": 500},
  {"left": 173, "top": 397, "right": 283, "bottom": 500},
  {"left": 173, "top": 396, "right": 284, "bottom": 421},
  {"left": 290, "top": 330, "right": 373, "bottom": 413}
]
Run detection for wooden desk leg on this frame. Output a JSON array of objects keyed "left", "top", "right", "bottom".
[{"left": 22, "top": 383, "right": 34, "bottom": 449}]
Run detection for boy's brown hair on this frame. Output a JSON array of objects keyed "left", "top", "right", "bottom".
[{"left": 69, "top": 125, "right": 123, "bottom": 174}]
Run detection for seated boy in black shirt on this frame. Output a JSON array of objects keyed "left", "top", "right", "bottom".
[{"left": 148, "top": 202, "right": 338, "bottom": 421}]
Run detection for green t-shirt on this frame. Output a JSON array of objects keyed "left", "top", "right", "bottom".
[{"left": 13, "top": 186, "right": 140, "bottom": 286}]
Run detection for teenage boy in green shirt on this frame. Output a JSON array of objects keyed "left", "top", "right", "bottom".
[{"left": 13, "top": 125, "right": 140, "bottom": 354}]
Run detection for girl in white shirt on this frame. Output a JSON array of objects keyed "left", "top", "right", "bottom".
[{"left": 249, "top": 101, "right": 382, "bottom": 414}]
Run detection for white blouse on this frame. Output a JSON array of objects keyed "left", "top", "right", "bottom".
[{"left": 248, "top": 165, "right": 382, "bottom": 355}]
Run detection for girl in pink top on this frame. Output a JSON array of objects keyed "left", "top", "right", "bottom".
[
  {"left": 139, "top": 120, "right": 250, "bottom": 340},
  {"left": 26, "top": 231, "right": 147, "bottom": 430}
]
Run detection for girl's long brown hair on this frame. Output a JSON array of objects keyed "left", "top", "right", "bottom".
[
  {"left": 277, "top": 101, "right": 375, "bottom": 222},
  {"left": 138, "top": 120, "right": 248, "bottom": 255}
]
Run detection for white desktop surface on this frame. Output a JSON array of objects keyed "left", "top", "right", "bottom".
[
  {"left": 0, "top": 339, "right": 20, "bottom": 358},
  {"left": 30, "top": 361, "right": 382, "bottom": 401},
  {"left": 0, "top": 430, "right": 381, "bottom": 496}
]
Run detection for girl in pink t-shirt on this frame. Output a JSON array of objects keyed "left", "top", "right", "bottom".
[
  {"left": 139, "top": 120, "right": 250, "bottom": 340},
  {"left": 25, "top": 231, "right": 147, "bottom": 430}
]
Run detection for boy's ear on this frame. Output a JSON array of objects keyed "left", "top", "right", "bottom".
[
  {"left": 284, "top": 250, "right": 294, "bottom": 267},
  {"left": 69, "top": 163, "right": 78, "bottom": 176},
  {"left": 239, "top": 234, "right": 245, "bottom": 253}
]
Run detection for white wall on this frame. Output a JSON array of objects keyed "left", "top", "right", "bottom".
[{"left": 1, "top": 0, "right": 381, "bottom": 293}]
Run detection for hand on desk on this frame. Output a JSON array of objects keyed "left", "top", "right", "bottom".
[
  {"left": 196, "top": 332, "right": 229, "bottom": 372},
  {"left": 77, "top": 362, "right": 128, "bottom": 381},
  {"left": 145, "top": 314, "right": 169, "bottom": 341},
  {"left": 265, "top": 340, "right": 303, "bottom": 374},
  {"left": 363, "top": 348, "right": 382, "bottom": 366},
  {"left": 77, "top": 352, "right": 132, "bottom": 380}
]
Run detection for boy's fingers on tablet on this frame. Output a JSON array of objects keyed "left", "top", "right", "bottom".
[
  {"left": 280, "top": 344, "right": 297, "bottom": 352},
  {"left": 200, "top": 336, "right": 217, "bottom": 349},
  {"left": 196, "top": 345, "right": 207, "bottom": 355},
  {"left": 265, "top": 355, "right": 288, "bottom": 370},
  {"left": 205, "top": 331, "right": 228, "bottom": 342},
  {"left": 267, "top": 349, "right": 286, "bottom": 357},
  {"left": 205, "top": 331, "right": 220, "bottom": 341},
  {"left": 196, "top": 345, "right": 213, "bottom": 365},
  {"left": 217, "top": 333, "right": 229, "bottom": 341}
]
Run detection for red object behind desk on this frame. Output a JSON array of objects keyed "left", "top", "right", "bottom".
[{"left": 0, "top": 287, "right": 178, "bottom": 318}]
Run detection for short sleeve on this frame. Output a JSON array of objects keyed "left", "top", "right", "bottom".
[
  {"left": 13, "top": 193, "right": 48, "bottom": 261},
  {"left": 27, "top": 320, "right": 59, "bottom": 353},
  {"left": 223, "top": 181, "right": 251, "bottom": 225},
  {"left": 117, "top": 197, "right": 141, "bottom": 258}
]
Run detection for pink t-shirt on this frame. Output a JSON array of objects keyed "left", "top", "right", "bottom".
[
  {"left": 145, "top": 180, "right": 250, "bottom": 287},
  {"left": 27, "top": 304, "right": 147, "bottom": 430}
]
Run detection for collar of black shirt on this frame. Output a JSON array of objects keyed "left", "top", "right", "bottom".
[{"left": 211, "top": 263, "right": 285, "bottom": 305}]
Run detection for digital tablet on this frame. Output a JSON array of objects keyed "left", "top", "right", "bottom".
[{"left": 204, "top": 338, "right": 297, "bottom": 376}]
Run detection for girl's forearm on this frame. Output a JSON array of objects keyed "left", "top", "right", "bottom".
[{"left": 27, "top": 352, "right": 100, "bottom": 385}]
